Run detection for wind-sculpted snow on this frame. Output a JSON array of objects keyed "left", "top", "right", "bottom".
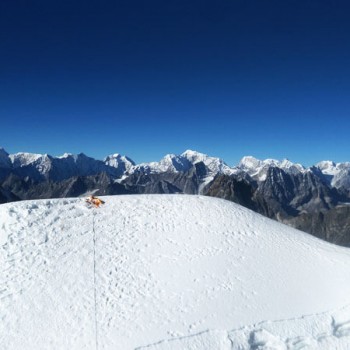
[
  {"left": 1, "top": 195, "right": 350, "bottom": 349},
  {"left": 137, "top": 304, "right": 350, "bottom": 349}
]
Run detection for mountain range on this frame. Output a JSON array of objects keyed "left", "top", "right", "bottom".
[{"left": 1, "top": 147, "right": 350, "bottom": 246}]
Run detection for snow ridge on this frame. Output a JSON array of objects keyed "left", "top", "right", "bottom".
[
  {"left": 136, "top": 303, "right": 350, "bottom": 349},
  {"left": 1, "top": 195, "right": 350, "bottom": 349}
]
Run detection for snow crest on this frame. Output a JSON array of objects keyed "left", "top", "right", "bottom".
[{"left": 1, "top": 195, "right": 350, "bottom": 349}]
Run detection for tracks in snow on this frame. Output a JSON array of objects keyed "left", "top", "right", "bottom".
[{"left": 1, "top": 195, "right": 350, "bottom": 350}]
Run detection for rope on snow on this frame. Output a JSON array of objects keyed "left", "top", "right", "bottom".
[{"left": 92, "top": 210, "right": 99, "bottom": 350}]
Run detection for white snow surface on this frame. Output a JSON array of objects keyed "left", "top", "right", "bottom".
[{"left": 1, "top": 195, "right": 350, "bottom": 350}]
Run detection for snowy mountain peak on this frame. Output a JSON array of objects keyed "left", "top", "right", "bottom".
[
  {"left": 9, "top": 152, "right": 47, "bottom": 167},
  {"left": 58, "top": 153, "right": 78, "bottom": 161},
  {"left": 128, "top": 149, "right": 235, "bottom": 176},
  {"left": 158, "top": 153, "right": 192, "bottom": 172},
  {"left": 181, "top": 150, "right": 235, "bottom": 175},
  {"left": 59, "top": 152, "right": 72, "bottom": 158},
  {"left": 109, "top": 153, "right": 121, "bottom": 159},
  {"left": 316, "top": 160, "right": 338, "bottom": 175},
  {"left": 0, "top": 147, "right": 9, "bottom": 155},
  {"left": 315, "top": 160, "right": 350, "bottom": 188},
  {"left": 104, "top": 153, "right": 135, "bottom": 173},
  {"left": 128, "top": 153, "right": 192, "bottom": 175},
  {"left": 181, "top": 149, "right": 210, "bottom": 162},
  {"left": 58, "top": 153, "right": 99, "bottom": 163},
  {"left": 279, "top": 159, "right": 305, "bottom": 174},
  {"left": 280, "top": 158, "right": 293, "bottom": 167},
  {"left": 239, "top": 156, "right": 305, "bottom": 180},
  {"left": 239, "top": 156, "right": 263, "bottom": 169}
]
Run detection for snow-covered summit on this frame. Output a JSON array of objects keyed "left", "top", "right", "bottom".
[
  {"left": 316, "top": 160, "right": 350, "bottom": 188},
  {"left": 1, "top": 195, "right": 350, "bottom": 349},
  {"left": 128, "top": 154, "right": 190, "bottom": 175},
  {"left": 8, "top": 152, "right": 53, "bottom": 179},
  {"left": 316, "top": 160, "right": 350, "bottom": 174},
  {"left": 239, "top": 155, "right": 265, "bottom": 170},
  {"left": 181, "top": 149, "right": 209, "bottom": 162},
  {"left": 316, "top": 160, "right": 337, "bottom": 175},
  {"left": 9, "top": 152, "right": 49, "bottom": 167},
  {"left": 104, "top": 153, "right": 135, "bottom": 174},
  {"left": 239, "top": 156, "right": 305, "bottom": 181},
  {"left": 181, "top": 149, "right": 236, "bottom": 175},
  {"left": 2, "top": 151, "right": 128, "bottom": 181},
  {"left": 279, "top": 158, "right": 305, "bottom": 174},
  {"left": 154, "top": 153, "right": 193, "bottom": 173},
  {"left": 58, "top": 152, "right": 79, "bottom": 161},
  {"left": 128, "top": 150, "right": 238, "bottom": 179}
]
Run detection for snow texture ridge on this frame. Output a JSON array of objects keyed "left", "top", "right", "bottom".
[
  {"left": 138, "top": 304, "right": 350, "bottom": 349},
  {"left": 1, "top": 195, "right": 350, "bottom": 349}
]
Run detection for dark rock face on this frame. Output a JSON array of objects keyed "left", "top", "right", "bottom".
[
  {"left": 252, "top": 168, "right": 341, "bottom": 219},
  {"left": 203, "top": 169, "right": 350, "bottom": 247},
  {"left": 204, "top": 175, "right": 256, "bottom": 210},
  {"left": 0, "top": 185, "right": 19, "bottom": 204},
  {"left": 283, "top": 205, "right": 350, "bottom": 247},
  {"left": 0, "top": 173, "right": 130, "bottom": 201},
  {"left": 121, "top": 162, "right": 205, "bottom": 195}
]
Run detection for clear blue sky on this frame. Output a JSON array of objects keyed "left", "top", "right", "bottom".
[{"left": 1, "top": 0, "right": 350, "bottom": 166}]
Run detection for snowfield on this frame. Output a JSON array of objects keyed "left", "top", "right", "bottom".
[{"left": 1, "top": 195, "right": 350, "bottom": 349}]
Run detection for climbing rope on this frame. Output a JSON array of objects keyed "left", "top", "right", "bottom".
[{"left": 92, "top": 210, "right": 99, "bottom": 350}]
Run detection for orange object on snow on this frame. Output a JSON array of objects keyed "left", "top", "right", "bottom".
[{"left": 86, "top": 195, "right": 105, "bottom": 208}]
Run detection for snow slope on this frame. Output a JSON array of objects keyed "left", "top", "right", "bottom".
[{"left": 1, "top": 195, "right": 350, "bottom": 349}]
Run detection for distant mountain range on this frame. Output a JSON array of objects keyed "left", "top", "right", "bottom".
[{"left": 1, "top": 147, "right": 350, "bottom": 246}]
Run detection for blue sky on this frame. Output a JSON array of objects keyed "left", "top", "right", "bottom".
[{"left": 1, "top": 0, "right": 350, "bottom": 166}]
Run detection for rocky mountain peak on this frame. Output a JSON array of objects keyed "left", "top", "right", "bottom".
[{"left": 0, "top": 148, "right": 11, "bottom": 168}]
